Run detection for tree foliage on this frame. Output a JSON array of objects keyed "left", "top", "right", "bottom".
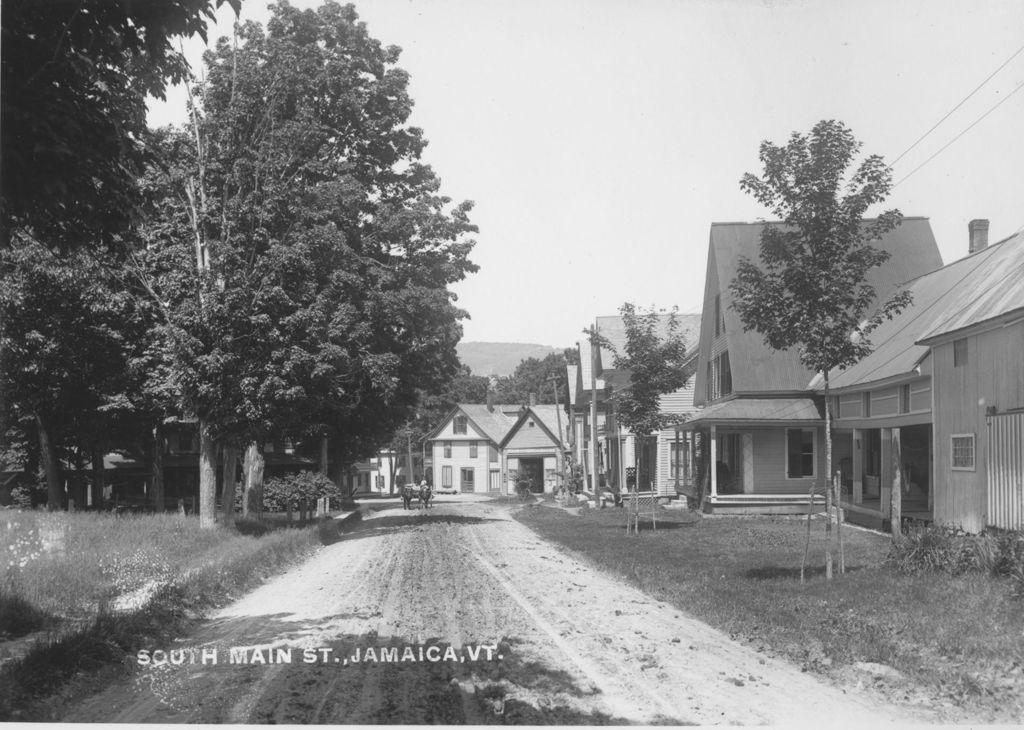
[
  {"left": 0, "top": 0, "right": 240, "bottom": 248},
  {"left": 137, "top": 1, "right": 477, "bottom": 465},
  {"left": 262, "top": 470, "right": 341, "bottom": 513},
  {"left": 607, "top": 304, "right": 691, "bottom": 436},
  {"left": 492, "top": 350, "right": 575, "bottom": 406},
  {"left": 730, "top": 120, "right": 907, "bottom": 376}
]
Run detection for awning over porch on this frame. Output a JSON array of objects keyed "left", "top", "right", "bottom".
[{"left": 684, "top": 397, "right": 823, "bottom": 428}]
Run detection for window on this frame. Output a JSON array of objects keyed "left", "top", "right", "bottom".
[
  {"left": 461, "top": 468, "right": 475, "bottom": 487},
  {"left": 953, "top": 338, "right": 968, "bottom": 367},
  {"left": 669, "top": 438, "right": 689, "bottom": 481},
  {"left": 714, "top": 294, "right": 725, "bottom": 337},
  {"left": 832, "top": 396, "right": 842, "bottom": 420},
  {"left": 489, "top": 445, "right": 498, "bottom": 463},
  {"left": 443, "top": 441, "right": 451, "bottom": 458},
  {"left": 176, "top": 432, "right": 197, "bottom": 453},
  {"left": 951, "top": 434, "right": 975, "bottom": 470},
  {"left": 453, "top": 415, "right": 468, "bottom": 434},
  {"left": 786, "top": 429, "right": 815, "bottom": 478},
  {"left": 469, "top": 441, "right": 478, "bottom": 458},
  {"left": 442, "top": 466, "right": 453, "bottom": 487},
  {"left": 707, "top": 351, "right": 732, "bottom": 401},
  {"left": 863, "top": 391, "right": 871, "bottom": 418},
  {"left": 900, "top": 384, "right": 911, "bottom": 414}
]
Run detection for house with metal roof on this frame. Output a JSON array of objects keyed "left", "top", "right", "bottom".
[
  {"left": 426, "top": 401, "right": 518, "bottom": 493},
  {"left": 682, "top": 218, "right": 943, "bottom": 513},
  {"left": 425, "top": 400, "right": 568, "bottom": 495},
  {"left": 570, "top": 312, "right": 702, "bottom": 498},
  {"left": 819, "top": 221, "right": 1024, "bottom": 532}
]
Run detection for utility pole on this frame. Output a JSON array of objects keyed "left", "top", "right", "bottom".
[
  {"left": 405, "top": 428, "right": 414, "bottom": 485},
  {"left": 587, "top": 325, "right": 600, "bottom": 494}
]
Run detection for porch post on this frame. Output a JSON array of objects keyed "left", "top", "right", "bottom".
[
  {"left": 852, "top": 428, "right": 863, "bottom": 505},
  {"left": 880, "top": 427, "right": 892, "bottom": 518},
  {"left": 891, "top": 427, "right": 903, "bottom": 540},
  {"left": 710, "top": 425, "right": 718, "bottom": 498},
  {"left": 742, "top": 432, "right": 753, "bottom": 494}
]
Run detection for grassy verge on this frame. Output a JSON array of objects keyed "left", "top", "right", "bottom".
[
  {"left": 515, "top": 504, "right": 1024, "bottom": 723},
  {"left": 0, "top": 509, "right": 323, "bottom": 720}
]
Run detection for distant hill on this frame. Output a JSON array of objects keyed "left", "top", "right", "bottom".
[{"left": 456, "top": 342, "right": 562, "bottom": 377}]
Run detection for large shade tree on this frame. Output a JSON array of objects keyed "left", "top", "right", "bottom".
[
  {"left": 0, "top": 0, "right": 240, "bottom": 250},
  {"left": 730, "top": 119, "right": 908, "bottom": 579},
  {"left": 135, "top": 1, "right": 477, "bottom": 526}
]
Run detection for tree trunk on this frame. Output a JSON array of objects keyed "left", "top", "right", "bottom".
[
  {"left": 891, "top": 429, "right": 903, "bottom": 543},
  {"left": 222, "top": 445, "right": 238, "bottom": 525},
  {"left": 151, "top": 423, "right": 165, "bottom": 511},
  {"left": 319, "top": 435, "right": 329, "bottom": 476},
  {"left": 198, "top": 419, "right": 217, "bottom": 528},
  {"left": 91, "top": 447, "right": 105, "bottom": 513},
  {"left": 242, "top": 442, "right": 265, "bottom": 519},
  {"left": 36, "top": 413, "right": 63, "bottom": 511},
  {"left": 824, "top": 372, "right": 833, "bottom": 581}
]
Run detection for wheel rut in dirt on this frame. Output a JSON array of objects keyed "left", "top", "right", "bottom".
[{"left": 62, "top": 499, "right": 919, "bottom": 725}]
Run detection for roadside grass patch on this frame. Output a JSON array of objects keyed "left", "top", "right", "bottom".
[
  {"left": 0, "top": 509, "right": 321, "bottom": 720},
  {"left": 515, "top": 506, "right": 1024, "bottom": 722}
]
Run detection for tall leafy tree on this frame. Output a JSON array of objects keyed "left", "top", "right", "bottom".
[
  {"left": 0, "top": 0, "right": 240, "bottom": 250},
  {"left": 606, "top": 304, "right": 692, "bottom": 490},
  {"left": 730, "top": 119, "right": 908, "bottom": 578},
  {"left": 0, "top": 240, "right": 135, "bottom": 509},
  {"left": 492, "top": 350, "right": 575, "bottom": 406},
  {"left": 136, "top": 1, "right": 477, "bottom": 525}
]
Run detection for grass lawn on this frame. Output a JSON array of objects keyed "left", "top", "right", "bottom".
[
  {"left": 0, "top": 509, "right": 328, "bottom": 720},
  {"left": 516, "top": 502, "right": 1024, "bottom": 723}
]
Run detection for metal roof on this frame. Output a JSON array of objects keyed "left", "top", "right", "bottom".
[
  {"left": 702, "top": 218, "right": 942, "bottom": 396},
  {"left": 686, "top": 397, "right": 824, "bottom": 426},
  {"left": 823, "top": 230, "right": 1024, "bottom": 390}
]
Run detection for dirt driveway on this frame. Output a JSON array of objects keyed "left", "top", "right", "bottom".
[{"left": 66, "top": 499, "right": 915, "bottom": 724}]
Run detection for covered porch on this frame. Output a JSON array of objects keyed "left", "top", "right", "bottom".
[
  {"left": 834, "top": 422, "right": 933, "bottom": 531},
  {"left": 684, "top": 397, "right": 828, "bottom": 514}
]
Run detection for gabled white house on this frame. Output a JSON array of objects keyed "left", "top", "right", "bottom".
[{"left": 426, "top": 402, "right": 518, "bottom": 493}]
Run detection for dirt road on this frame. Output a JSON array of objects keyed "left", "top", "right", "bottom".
[{"left": 66, "top": 499, "right": 915, "bottom": 724}]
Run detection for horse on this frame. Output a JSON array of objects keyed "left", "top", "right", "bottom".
[
  {"left": 418, "top": 483, "right": 433, "bottom": 509},
  {"left": 401, "top": 484, "right": 416, "bottom": 510}
]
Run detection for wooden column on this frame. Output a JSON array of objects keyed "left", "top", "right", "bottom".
[
  {"left": 710, "top": 425, "right": 718, "bottom": 498},
  {"left": 891, "top": 427, "right": 903, "bottom": 540},
  {"left": 852, "top": 428, "right": 864, "bottom": 504},
  {"left": 880, "top": 427, "right": 892, "bottom": 518}
]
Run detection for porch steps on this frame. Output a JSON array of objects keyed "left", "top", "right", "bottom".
[{"left": 702, "top": 494, "right": 825, "bottom": 516}]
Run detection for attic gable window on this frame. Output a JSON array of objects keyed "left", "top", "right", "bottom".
[
  {"left": 706, "top": 351, "right": 732, "bottom": 402},
  {"left": 953, "top": 338, "right": 968, "bottom": 368},
  {"left": 714, "top": 294, "right": 725, "bottom": 337},
  {"left": 453, "top": 415, "right": 468, "bottom": 434}
]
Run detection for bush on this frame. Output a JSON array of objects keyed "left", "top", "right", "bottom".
[
  {"left": 887, "top": 524, "right": 1024, "bottom": 588},
  {"left": 0, "top": 591, "right": 48, "bottom": 639},
  {"left": 263, "top": 470, "right": 341, "bottom": 513}
]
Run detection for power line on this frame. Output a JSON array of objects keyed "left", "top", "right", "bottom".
[
  {"left": 891, "top": 40, "right": 1024, "bottom": 166},
  {"left": 893, "top": 79, "right": 1024, "bottom": 188}
]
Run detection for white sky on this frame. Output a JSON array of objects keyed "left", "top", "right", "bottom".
[{"left": 148, "top": 0, "right": 1024, "bottom": 349}]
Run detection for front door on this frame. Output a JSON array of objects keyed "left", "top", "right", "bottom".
[
  {"left": 460, "top": 467, "right": 476, "bottom": 493},
  {"left": 488, "top": 469, "right": 501, "bottom": 492},
  {"left": 519, "top": 458, "right": 545, "bottom": 493}
]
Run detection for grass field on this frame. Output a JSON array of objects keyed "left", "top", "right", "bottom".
[
  {"left": 0, "top": 509, "right": 325, "bottom": 719},
  {"left": 515, "top": 503, "right": 1024, "bottom": 723}
]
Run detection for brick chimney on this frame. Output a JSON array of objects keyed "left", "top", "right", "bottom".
[
  {"left": 486, "top": 391, "right": 494, "bottom": 412},
  {"left": 529, "top": 392, "right": 537, "bottom": 407},
  {"left": 969, "top": 219, "right": 989, "bottom": 254}
]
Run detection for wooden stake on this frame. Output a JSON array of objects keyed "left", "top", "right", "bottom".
[{"left": 800, "top": 482, "right": 814, "bottom": 584}]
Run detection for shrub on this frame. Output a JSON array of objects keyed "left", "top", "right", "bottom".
[
  {"left": 887, "top": 524, "right": 1024, "bottom": 588},
  {"left": 0, "top": 591, "right": 48, "bottom": 639},
  {"left": 263, "top": 471, "right": 341, "bottom": 513}
]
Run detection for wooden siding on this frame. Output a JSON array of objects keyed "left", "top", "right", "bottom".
[
  {"left": 504, "top": 420, "right": 558, "bottom": 450},
  {"left": 871, "top": 387, "right": 899, "bottom": 417},
  {"left": 711, "top": 427, "right": 825, "bottom": 495},
  {"left": 910, "top": 381, "right": 932, "bottom": 413},
  {"left": 433, "top": 415, "right": 490, "bottom": 440},
  {"left": 839, "top": 392, "right": 863, "bottom": 419},
  {"left": 932, "top": 322, "right": 1024, "bottom": 532},
  {"left": 988, "top": 411, "right": 1024, "bottom": 530},
  {"left": 658, "top": 383, "right": 696, "bottom": 415}
]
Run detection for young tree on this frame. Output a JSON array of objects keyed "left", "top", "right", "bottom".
[
  {"left": 730, "top": 119, "right": 909, "bottom": 578},
  {"left": 606, "top": 304, "right": 692, "bottom": 492}
]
